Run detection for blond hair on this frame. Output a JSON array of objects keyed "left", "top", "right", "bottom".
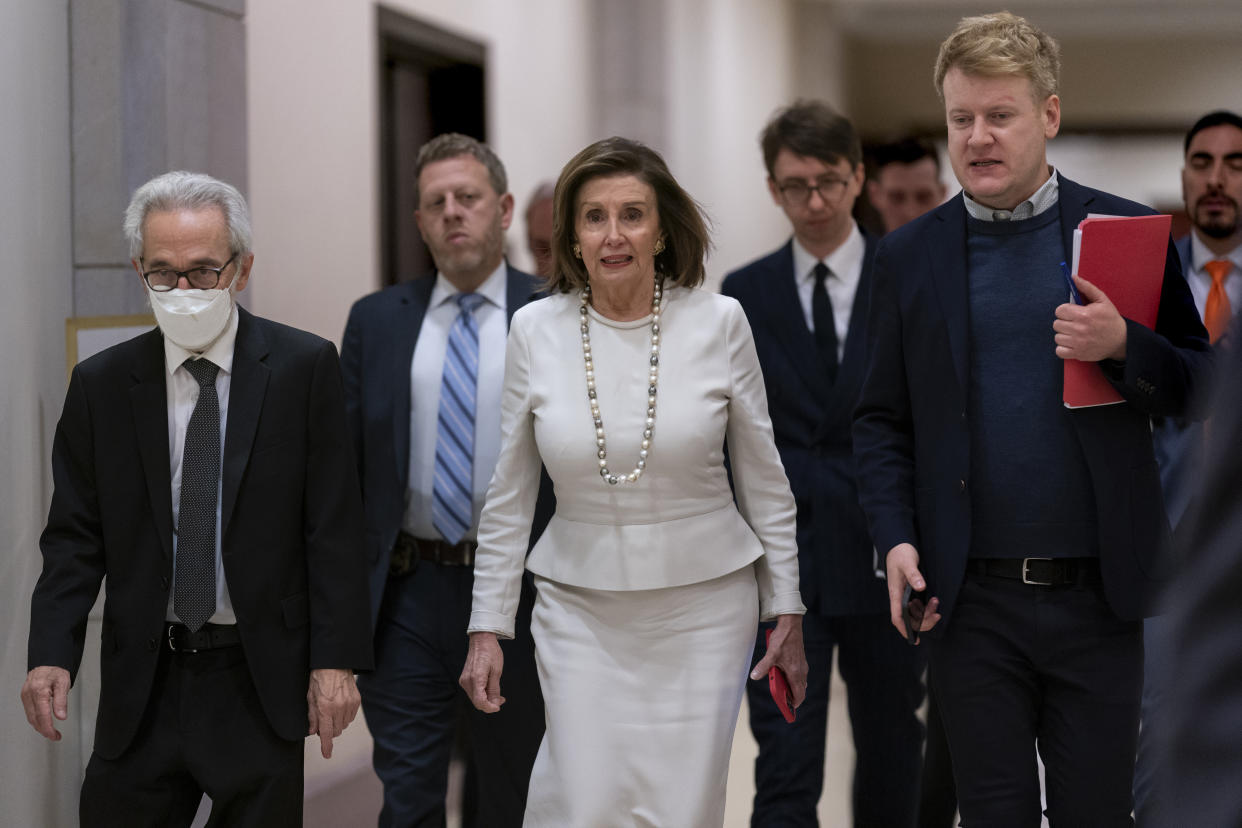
[{"left": 933, "top": 11, "right": 1060, "bottom": 102}]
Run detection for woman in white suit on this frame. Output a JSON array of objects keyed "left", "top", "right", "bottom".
[{"left": 461, "top": 137, "right": 808, "bottom": 827}]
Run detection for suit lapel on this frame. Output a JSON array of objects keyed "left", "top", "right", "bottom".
[
  {"left": 221, "top": 308, "right": 270, "bottom": 536},
  {"left": 929, "top": 196, "right": 971, "bottom": 396},
  {"left": 394, "top": 278, "right": 435, "bottom": 489},
  {"left": 762, "top": 242, "right": 831, "bottom": 406},
  {"left": 129, "top": 330, "right": 175, "bottom": 563},
  {"left": 1057, "top": 174, "right": 1095, "bottom": 265},
  {"left": 835, "top": 232, "right": 876, "bottom": 390},
  {"left": 504, "top": 263, "right": 540, "bottom": 324}
]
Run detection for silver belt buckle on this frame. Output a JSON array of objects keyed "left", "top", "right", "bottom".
[
  {"left": 1021, "top": 558, "right": 1054, "bottom": 586},
  {"left": 167, "top": 625, "right": 200, "bottom": 653}
]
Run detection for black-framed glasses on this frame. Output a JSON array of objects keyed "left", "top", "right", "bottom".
[
  {"left": 778, "top": 177, "right": 849, "bottom": 205},
  {"left": 142, "top": 253, "right": 236, "bottom": 292}
]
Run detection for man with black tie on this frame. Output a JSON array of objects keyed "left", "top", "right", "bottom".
[
  {"left": 722, "top": 101, "right": 924, "bottom": 827},
  {"left": 22, "top": 171, "right": 373, "bottom": 826},
  {"left": 341, "top": 133, "right": 546, "bottom": 827},
  {"left": 1135, "top": 109, "right": 1242, "bottom": 827},
  {"left": 852, "top": 12, "right": 1212, "bottom": 825}
]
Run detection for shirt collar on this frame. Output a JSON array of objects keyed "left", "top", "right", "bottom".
[
  {"left": 430, "top": 260, "right": 508, "bottom": 310},
  {"left": 163, "top": 302, "right": 239, "bottom": 377},
  {"left": 963, "top": 167, "right": 1060, "bottom": 222},
  {"left": 1188, "top": 232, "right": 1242, "bottom": 276},
  {"left": 791, "top": 222, "right": 864, "bottom": 282}
]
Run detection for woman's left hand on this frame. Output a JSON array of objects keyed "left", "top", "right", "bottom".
[{"left": 749, "top": 614, "right": 809, "bottom": 708}]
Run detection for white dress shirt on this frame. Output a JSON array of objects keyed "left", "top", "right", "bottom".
[
  {"left": 164, "top": 307, "right": 238, "bottom": 624},
  {"left": 791, "top": 224, "right": 865, "bottom": 362},
  {"left": 1184, "top": 232, "right": 1242, "bottom": 318},
  {"left": 404, "top": 263, "right": 508, "bottom": 541},
  {"left": 468, "top": 287, "right": 805, "bottom": 638}
]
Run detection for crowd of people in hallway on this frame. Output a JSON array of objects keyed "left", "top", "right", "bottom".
[{"left": 19, "top": 8, "right": 1242, "bottom": 828}]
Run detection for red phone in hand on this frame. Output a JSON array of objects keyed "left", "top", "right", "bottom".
[{"left": 765, "top": 629, "right": 796, "bottom": 723}]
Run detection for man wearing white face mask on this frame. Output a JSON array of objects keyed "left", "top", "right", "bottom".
[{"left": 22, "top": 171, "right": 373, "bottom": 827}]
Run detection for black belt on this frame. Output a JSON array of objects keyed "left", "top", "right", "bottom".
[
  {"left": 390, "top": 530, "right": 476, "bottom": 576},
  {"left": 165, "top": 622, "right": 241, "bottom": 653},
  {"left": 966, "top": 557, "right": 1100, "bottom": 587}
]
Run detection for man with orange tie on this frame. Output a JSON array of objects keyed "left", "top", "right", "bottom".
[{"left": 1135, "top": 109, "right": 1242, "bottom": 827}]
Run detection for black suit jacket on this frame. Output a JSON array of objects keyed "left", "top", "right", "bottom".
[
  {"left": 852, "top": 175, "right": 1213, "bottom": 632},
  {"left": 28, "top": 307, "right": 373, "bottom": 758},
  {"left": 722, "top": 233, "right": 887, "bottom": 615},
  {"left": 340, "top": 265, "right": 551, "bottom": 625},
  {"left": 1168, "top": 315, "right": 1242, "bottom": 825}
]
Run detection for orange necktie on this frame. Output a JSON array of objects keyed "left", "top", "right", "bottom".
[{"left": 1204, "top": 259, "right": 1233, "bottom": 343}]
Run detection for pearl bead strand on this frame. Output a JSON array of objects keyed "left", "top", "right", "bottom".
[{"left": 580, "top": 276, "right": 663, "bottom": 485}]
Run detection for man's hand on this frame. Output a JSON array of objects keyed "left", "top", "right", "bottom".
[
  {"left": 460, "top": 632, "right": 505, "bottom": 713},
  {"left": 1054, "top": 275, "right": 1128, "bottom": 362},
  {"left": 886, "top": 543, "right": 941, "bottom": 639},
  {"left": 749, "top": 614, "right": 810, "bottom": 708},
  {"left": 307, "top": 668, "right": 360, "bottom": 759},
  {"left": 21, "top": 666, "right": 71, "bottom": 741}
]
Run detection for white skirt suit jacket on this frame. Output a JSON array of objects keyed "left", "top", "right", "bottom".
[
  {"left": 468, "top": 284, "right": 804, "bottom": 635},
  {"left": 468, "top": 285, "right": 805, "bottom": 825}
]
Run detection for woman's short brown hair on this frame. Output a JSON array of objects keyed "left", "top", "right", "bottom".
[{"left": 548, "top": 137, "right": 710, "bottom": 293}]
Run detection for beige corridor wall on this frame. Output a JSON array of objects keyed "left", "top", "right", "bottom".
[
  {"left": 245, "top": 0, "right": 839, "bottom": 341},
  {"left": 245, "top": 0, "right": 597, "bottom": 343},
  {"left": 0, "top": 2, "right": 77, "bottom": 825}
]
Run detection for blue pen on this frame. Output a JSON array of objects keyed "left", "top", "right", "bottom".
[{"left": 1060, "top": 261, "right": 1082, "bottom": 304}]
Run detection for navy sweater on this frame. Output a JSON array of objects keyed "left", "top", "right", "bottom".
[{"left": 965, "top": 207, "right": 1098, "bottom": 559}]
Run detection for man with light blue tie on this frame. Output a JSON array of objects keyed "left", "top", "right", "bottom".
[{"left": 341, "top": 133, "right": 549, "bottom": 827}]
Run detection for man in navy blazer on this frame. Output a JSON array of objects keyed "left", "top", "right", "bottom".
[
  {"left": 23, "top": 171, "right": 372, "bottom": 826},
  {"left": 340, "top": 134, "right": 546, "bottom": 827},
  {"left": 723, "top": 101, "right": 924, "bottom": 827},
  {"left": 852, "top": 13, "right": 1212, "bottom": 825}
]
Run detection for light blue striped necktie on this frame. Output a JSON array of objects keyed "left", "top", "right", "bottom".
[{"left": 432, "top": 292, "right": 486, "bottom": 545}]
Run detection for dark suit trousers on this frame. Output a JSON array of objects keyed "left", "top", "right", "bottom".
[
  {"left": 747, "top": 612, "right": 925, "bottom": 828},
  {"left": 928, "top": 571, "right": 1142, "bottom": 827},
  {"left": 359, "top": 561, "right": 542, "bottom": 828},
  {"left": 79, "top": 642, "right": 303, "bottom": 828}
]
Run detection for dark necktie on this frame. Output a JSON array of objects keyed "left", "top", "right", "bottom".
[
  {"left": 812, "top": 262, "right": 838, "bottom": 384},
  {"left": 174, "top": 358, "right": 221, "bottom": 632},
  {"left": 432, "top": 293, "right": 485, "bottom": 545}
]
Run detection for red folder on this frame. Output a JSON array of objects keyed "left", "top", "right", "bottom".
[
  {"left": 1062, "top": 213, "right": 1171, "bottom": 408},
  {"left": 765, "top": 629, "right": 796, "bottom": 723}
]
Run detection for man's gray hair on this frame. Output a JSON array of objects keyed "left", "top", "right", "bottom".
[{"left": 122, "top": 171, "right": 252, "bottom": 260}]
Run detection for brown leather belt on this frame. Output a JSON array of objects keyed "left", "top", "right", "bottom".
[
  {"left": 165, "top": 622, "right": 241, "bottom": 653},
  {"left": 389, "top": 530, "right": 477, "bottom": 576}
]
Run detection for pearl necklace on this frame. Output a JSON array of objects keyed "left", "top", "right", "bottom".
[{"left": 580, "top": 277, "right": 663, "bottom": 485}]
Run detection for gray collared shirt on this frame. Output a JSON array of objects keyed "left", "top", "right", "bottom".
[{"left": 964, "top": 168, "right": 1060, "bottom": 222}]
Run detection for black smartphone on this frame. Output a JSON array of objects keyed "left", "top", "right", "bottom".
[{"left": 901, "top": 584, "right": 925, "bottom": 645}]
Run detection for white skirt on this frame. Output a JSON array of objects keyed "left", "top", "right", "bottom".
[{"left": 523, "top": 565, "right": 760, "bottom": 828}]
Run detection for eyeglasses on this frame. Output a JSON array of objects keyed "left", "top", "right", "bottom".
[
  {"left": 778, "top": 177, "right": 849, "bottom": 205},
  {"left": 142, "top": 253, "right": 237, "bottom": 292}
]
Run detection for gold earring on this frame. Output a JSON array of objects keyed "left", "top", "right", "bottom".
[
  {"left": 653, "top": 238, "right": 666, "bottom": 255},
  {"left": 572, "top": 243, "right": 582, "bottom": 259}
]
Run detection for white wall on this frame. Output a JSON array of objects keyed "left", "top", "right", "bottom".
[
  {"left": 0, "top": 1, "right": 77, "bottom": 825},
  {"left": 665, "top": 0, "right": 805, "bottom": 287},
  {"left": 246, "top": 0, "right": 595, "bottom": 344},
  {"left": 245, "top": 0, "right": 843, "bottom": 337}
]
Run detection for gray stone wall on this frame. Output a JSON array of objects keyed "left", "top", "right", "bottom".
[{"left": 71, "top": 0, "right": 247, "bottom": 317}]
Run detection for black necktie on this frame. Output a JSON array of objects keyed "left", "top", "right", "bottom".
[
  {"left": 812, "top": 262, "right": 838, "bottom": 384},
  {"left": 174, "top": 358, "right": 221, "bottom": 632}
]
